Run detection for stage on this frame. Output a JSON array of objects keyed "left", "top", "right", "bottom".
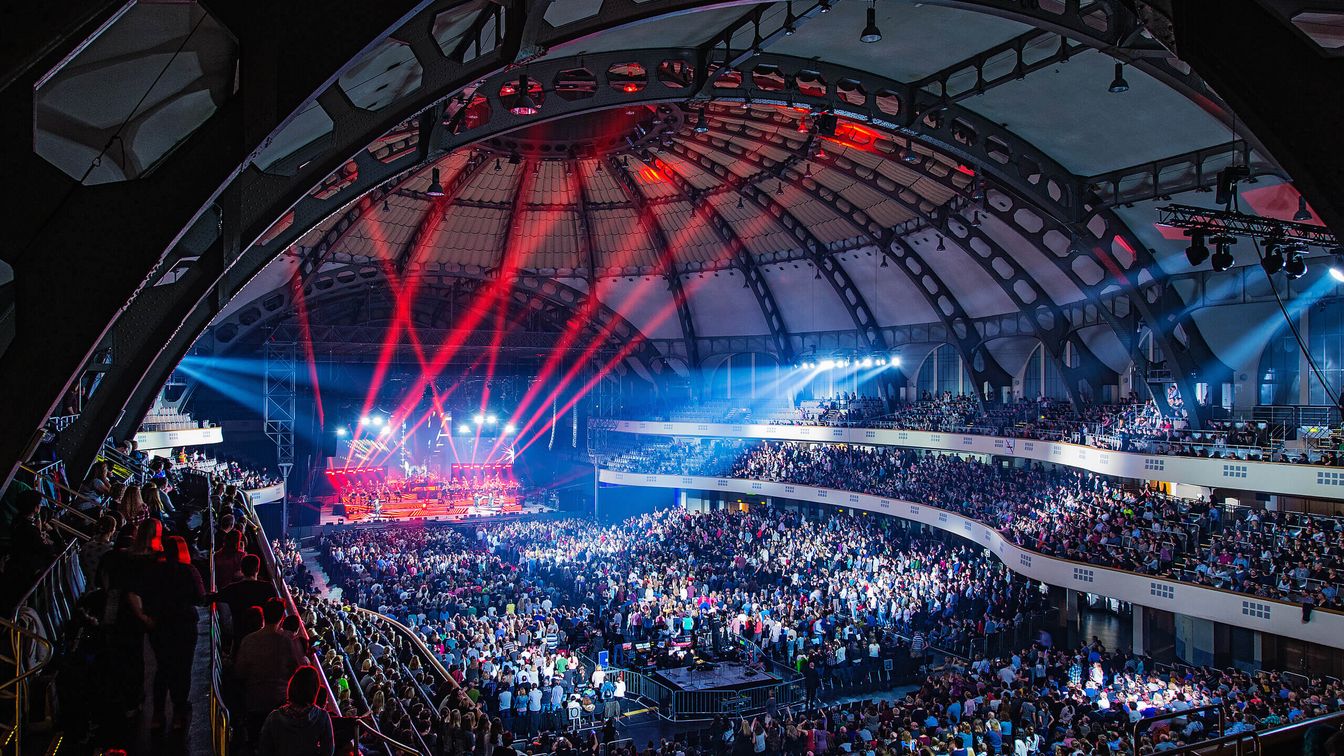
[
  {"left": 320, "top": 498, "right": 553, "bottom": 525},
  {"left": 654, "top": 662, "right": 777, "bottom": 693}
]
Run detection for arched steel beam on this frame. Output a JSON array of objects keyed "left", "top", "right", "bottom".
[
  {"left": 32, "top": 15, "right": 1251, "bottom": 483},
  {"left": 571, "top": 162, "right": 599, "bottom": 291},
  {"left": 437, "top": 46, "right": 1226, "bottom": 412},
  {"left": 652, "top": 154, "right": 794, "bottom": 362},
  {"left": 603, "top": 154, "right": 703, "bottom": 368},
  {"left": 676, "top": 51, "right": 1226, "bottom": 422},
  {"left": 709, "top": 110, "right": 1128, "bottom": 395},
  {"left": 923, "top": 0, "right": 1269, "bottom": 157},
  {"left": 1, "top": 1, "right": 796, "bottom": 484},
  {"left": 666, "top": 133, "right": 1010, "bottom": 400},
  {"left": 689, "top": 125, "right": 1112, "bottom": 406},
  {"left": 212, "top": 270, "right": 645, "bottom": 366}
]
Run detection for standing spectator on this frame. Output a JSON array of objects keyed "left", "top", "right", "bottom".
[
  {"left": 214, "top": 528, "right": 248, "bottom": 588},
  {"left": 258, "top": 665, "right": 334, "bottom": 756},
  {"left": 145, "top": 535, "right": 205, "bottom": 730},
  {"left": 236, "top": 598, "right": 305, "bottom": 743}
]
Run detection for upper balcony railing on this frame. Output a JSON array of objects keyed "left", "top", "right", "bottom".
[{"left": 595, "top": 418, "right": 1344, "bottom": 500}]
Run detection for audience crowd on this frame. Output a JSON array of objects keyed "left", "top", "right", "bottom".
[{"left": 604, "top": 440, "right": 1344, "bottom": 609}]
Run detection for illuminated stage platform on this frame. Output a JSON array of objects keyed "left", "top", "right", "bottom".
[
  {"left": 655, "top": 663, "right": 777, "bottom": 693},
  {"left": 319, "top": 497, "right": 553, "bottom": 525},
  {"left": 337, "top": 494, "right": 523, "bottom": 523}
]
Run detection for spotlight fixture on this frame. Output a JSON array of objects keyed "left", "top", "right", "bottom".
[
  {"left": 860, "top": 3, "right": 882, "bottom": 43},
  {"left": 1294, "top": 195, "right": 1313, "bottom": 222},
  {"left": 372, "top": 415, "right": 384, "bottom": 426},
  {"left": 814, "top": 267, "right": 822, "bottom": 280},
  {"left": 426, "top": 168, "right": 445, "bottom": 197},
  {"left": 493, "top": 157, "right": 502, "bottom": 172},
  {"left": 507, "top": 74, "right": 539, "bottom": 116},
  {"left": 879, "top": 256, "right": 889, "bottom": 268},
  {"left": 336, "top": 427, "right": 347, "bottom": 437},
  {"left": 1184, "top": 230, "right": 1209, "bottom": 266},
  {"left": 694, "top": 110, "right": 709, "bottom": 133},
  {"left": 382, "top": 199, "right": 390, "bottom": 212},
  {"left": 1331, "top": 266, "right": 1344, "bottom": 283},
  {"left": 814, "top": 112, "right": 838, "bottom": 137},
  {"left": 504, "top": 423, "right": 516, "bottom": 434},
  {"left": 1209, "top": 234, "right": 1236, "bottom": 272},
  {"left": 860, "top": 357, "right": 874, "bottom": 367},
  {"left": 783, "top": 1, "right": 797, "bottom": 34},
  {"left": 359, "top": 416, "right": 370, "bottom": 426},
  {"left": 737, "top": 195, "right": 744, "bottom": 209},
  {"left": 936, "top": 235, "right": 946, "bottom": 251},
  {"left": 508, "top": 151, "right": 521, "bottom": 165},
  {"left": 379, "top": 426, "right": 391, "bottom": 437},
  {"left": 1284, "top": 248, "right": 1308, "bottom": 279},
  {"left": 819, "top": 0, "right": 831, "bottom": 12},
  {"left": 776, "top": 181, "right": 784, "bottom": 195},
  {"left": 1261, "top": 244, "right": 1285, "bottom": 275},
  {"left": 458, "top": 424, "right": 471, "bottom": 434},
  {"left": 473, "top": 414, "right": 485, "bottom": 425},
  {"left": 486, "top": 414, "right": 498, "bottom": 425},
  {"left": 1214, "top": 165, "right": 1248, "bottom": 206},
  {"left": 1108, "top": 62, "right": 1129, "bottom": 93}
]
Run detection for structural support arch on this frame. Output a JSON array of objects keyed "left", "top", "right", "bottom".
[
  {"left": 603, "top": 155, "right": 703, "bottom": 369},
  {"left": 654, "top": 156, "right": 794, "bottom": 363}
]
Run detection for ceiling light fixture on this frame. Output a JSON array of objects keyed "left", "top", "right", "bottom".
[
  {"left": 936, "top": 235, "right": 945, "bottom": 251},
  {"left": 1184, "top": 230, "right": 1209, "bottom": 267},
  {"left": 1209, "top": 234, "right": 1236, "bottom": 272},
  {"left": 1261, "top": 244, "right": 1285, "bottom": 275},
  {"left": 694, "top": 110, "right": 709, "bottom": 133},
  {"left": 508, "top": 74, "right": 539, "bottom": 116},
  {"left": 1284, "top": 248, "right": 1308, "bottom": 280},
  {"left": 860, "top": 3, "right": 882, "bottom": 43},
  {"left": 426, "top": 168, "right": 445, "bottom": 197},
  {"left": 1294, "top": 195, "right": 1313, "bottom": 222},
  {"left": 1108, "top": 62, "right": 1129, "bottom": 93},
  {"left": 783, "top": 2, "right": 797, "bottom": 34},
  {"left": 776, "top": 181, "right": 784, "bottom": 195},
  {"left": 737, "top": 194, "right": 744, "bottom": 209},
  {"left": 879, "top": 256, "right": 889, "bottom": 268}
]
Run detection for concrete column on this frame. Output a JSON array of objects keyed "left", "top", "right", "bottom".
[{"left": 1132, "top": 604, "right": 1145, "bottom": 656}]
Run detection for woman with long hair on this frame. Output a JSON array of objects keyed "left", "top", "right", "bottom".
[
  {"left": 141, "top": 483, "right": 165, "bottom": 521},
  {"left": 258, "top": 665, "right": 334, "bottom": 756},
  {"left": 118, "top": 485, "right": 146, "bottom": 525},
  {"left": 145, "top": 535, "right": 205, "bottom": 730}
]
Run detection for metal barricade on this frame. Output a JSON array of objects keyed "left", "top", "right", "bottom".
[{"left": 2, "top": 539, "right": 85, "bottom": 754}]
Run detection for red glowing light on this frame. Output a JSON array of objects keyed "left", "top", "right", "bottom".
[
  {"left": 638, "top": 166, "right": 662, "bottom": 182},
  {"left": 821, "top": 120, "right": 879, "bottom": 151},
  {"left": 622, "top": 83, "right": 639, "bottom": 93},
  {"left": 955, "top": 164, "right": 976, "bottom": 177}
]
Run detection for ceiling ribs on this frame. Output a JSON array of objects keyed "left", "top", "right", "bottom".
[
  {"left": 604, "top": 154, "right": 703, "bottom": 369},
  {"left": 689, "top": 125, "right": 1112, "bottom": 404},
  {"left": 661, "top": 139, "right": 891, "bottom": 357},
  {"left": 655, "top": 152, "right": 794, "bottom": 361}
]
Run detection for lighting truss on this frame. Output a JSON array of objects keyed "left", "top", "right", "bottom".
[{"left": 1157, "top": 204, "right": 1339, "bottom": 248}]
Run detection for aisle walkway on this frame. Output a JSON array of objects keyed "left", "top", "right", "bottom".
[{"left": 300, "top": 546, "right": 341, "bottom": 601}]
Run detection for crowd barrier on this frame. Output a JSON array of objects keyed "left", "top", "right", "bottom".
[
  {"left": 599, "top": 419, "right": 1344, "bottom": 499},
  {"left": 599, "top": 469, "right": 1344, "bottom": 649}
]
